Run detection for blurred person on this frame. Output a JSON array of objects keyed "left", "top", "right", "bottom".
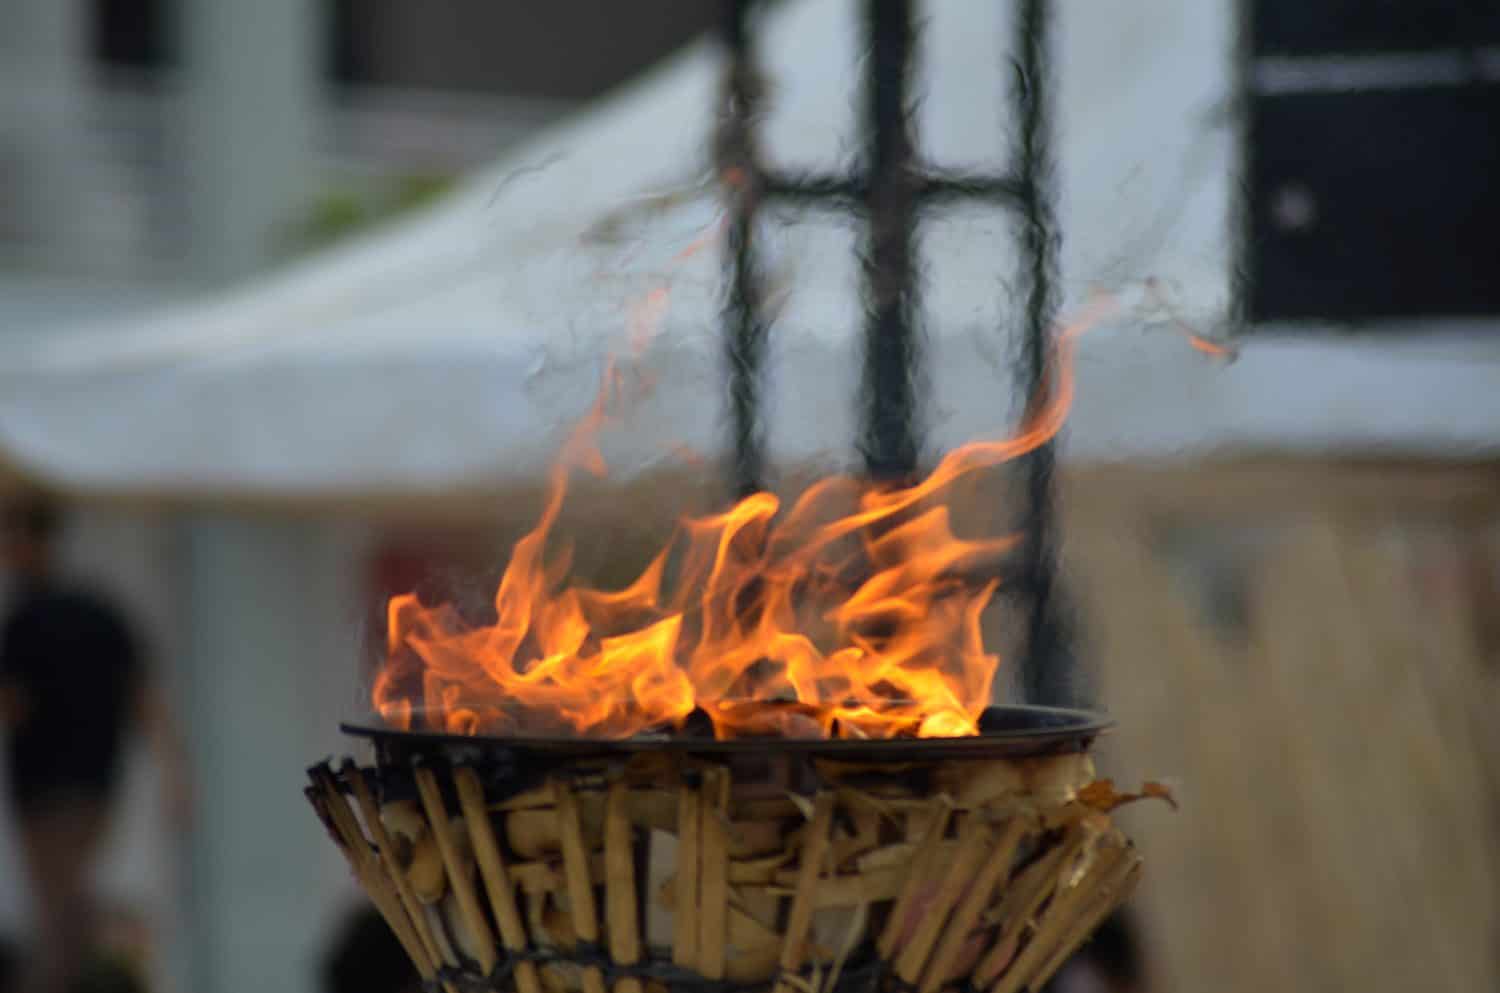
[
  {"left": 58, "top": 956, "right": 147, "bottom": 993},
  {"left": 0, "top": 933, "right": 19, "bottom": 993},
  {"left": 322, "top": 905, "right": 420, "bottom": 993},
  {"left": 0, "top": 493, "right": 189, "bottom": 993},
  {"left": 79, "top": 905, "right": 155, "bottom": 993}
]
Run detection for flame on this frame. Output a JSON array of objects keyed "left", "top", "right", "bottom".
[
  {"left": 1185, "top": 334, "right": 1232, "bottom": 358},
  {"left": 373, "top": 285, "right": 1102, "bottom": 739},
  {"left": 1144, "top": 277, "right": 1238, "bottom": 363}
]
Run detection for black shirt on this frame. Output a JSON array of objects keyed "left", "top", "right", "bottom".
[{"left": 1, "top": 580, "right": 141, "bottom": 811}]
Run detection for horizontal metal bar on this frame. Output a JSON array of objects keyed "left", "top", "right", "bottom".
[
  {"left": 760, "top": 169, "right": 1027, "bottom": 211},
  {"left": 921, "top": 170, "right": 1028, "bottom": 205},
  {"left": 761, "top": 171, "right": 866, "bottom": 208}
]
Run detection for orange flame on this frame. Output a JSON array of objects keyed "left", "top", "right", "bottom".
[
  {"left": 1143, "top": 277, "right": 1238, "bottom": 363},
  {"left": 373, "top": 292, "right": 1102, "bottom": 740}
]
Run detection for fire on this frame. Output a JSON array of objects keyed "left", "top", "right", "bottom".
[{"left": 373, "top": 295, "right": 1100, "bottom": 740}]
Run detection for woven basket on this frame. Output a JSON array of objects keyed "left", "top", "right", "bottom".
[{"left": 307, "top": 715, "right": 1144, "bottom": 993}]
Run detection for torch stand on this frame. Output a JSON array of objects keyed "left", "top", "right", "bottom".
[{"left": 307, "top": 711, "right": 1148, "bottom": 993}]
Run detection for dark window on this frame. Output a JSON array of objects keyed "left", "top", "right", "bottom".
[
  {"left": 1254, "top": 1, "right": 1500, "bottom": 56},
  {"left": 1246, "top": 3, "right": 1500, "bottom": 323},
  {"left": 92, "top": 0, "right": 172, "bottom": 69}
]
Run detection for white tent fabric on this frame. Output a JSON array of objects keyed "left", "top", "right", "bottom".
[{"left": 2, "top": 0, "right": 1497, "bottom": 497}]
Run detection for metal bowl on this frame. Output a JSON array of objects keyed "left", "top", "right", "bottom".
[{"left": 341, "top": 704, "right": 1111, "bottom": 768}]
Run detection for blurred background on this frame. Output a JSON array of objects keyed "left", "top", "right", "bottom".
[{"left": 0, "top": 1, "right": 1496, "bottom": 992}]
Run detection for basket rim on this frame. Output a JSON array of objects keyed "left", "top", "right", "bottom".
[{"left": 340, "top": 704, "right": 1112, "bottom": 760}]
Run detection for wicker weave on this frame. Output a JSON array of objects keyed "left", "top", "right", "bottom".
[{"left": 307, "top": 744, "right": 1146, "bottom": 993}]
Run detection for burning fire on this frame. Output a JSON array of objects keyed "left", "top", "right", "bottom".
[{"left": 373, "top": 261, "right": 1101, "bottom": 739}]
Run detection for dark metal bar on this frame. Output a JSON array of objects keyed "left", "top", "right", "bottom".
[
  {"left": 919, "top": 170, "right": 1028, "bottom": 206},
  {"left": 1011, "top": 0, "right": 1075, "bottom": 707},
  {"left": 718, "top": 0, "right": 770, "bottom": 498},
  {"left": 710, "top": 0, "right": 1074, "bottom": 702},
  {"left": 858, "top": 0, "right": 922, "bottom": 483},
  {"left": 761, "top": 171, "right": 866, "bottom": 209},
  {"left": 762, "top": 171, "right": 1027, "bottom": 210}
]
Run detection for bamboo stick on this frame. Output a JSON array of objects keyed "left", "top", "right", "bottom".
[
  {"left": 951, "top": 754, "right": 1093, "bottom": 809},
  {"left": 309, "top": 776, "right": 416, "bottom": 949},
  {"left": 772, "top": 791, "right": 835, "bottom": 993},
  {"left": 877, "top": 801, "right": 953, "bottom": 960},
  {"left": 605, "top": 781, "right": 644, "bottom": 993},
  {"left": 988, "top": 841, "right": 1127, "bottom": 993},
  {"left": 726, "top": 901, "right": 782, "bottom": 952},
  {"left": 308, "top": 787, "right": 424, "bottom": 971},
  {"left": 761, "top": 865, "right": 908, "bottom": 906},
  {"left": 733, "top": 794, "right": 804, "bottom": 823},
  {"left": 728, "top": 851, "right": 795, "bottom": 884},
  {"left": 557, "top": 780, "right": 609, "bottom": 993},
  {"left": 344, "top": 763, "right": 449, "bottom": 974},
  {"left": 655, "top": 882, "right": 782, "bottom": 952},
  {"left": 414, "top": 765, "right": 499, "bottom": 974},
  {"left": 423, "top": 903, "right": 461, "bottom": 968},
  {"left": 856, "top": 840, "right": 958, "bottom": 872},
  {"left": 972, "top": 822, "right": 1091, "bottom": 987},
  {"left": 1031, "top": 854, "right": 1143, "bottom": 990},
  {"left": 894, "top": 816, "right": 993, "bottom": 984},
  {"left": 455, "top": 767, "right": 544, "bottom": 993},
  {"left": 443, "top": 890, "right": 495, "bottom": 965},
  {"left": 381, "top": 800, "right": 447, "bottom": 904},
  {"left": 919, "top": 818, "right": 1030, "bottom": 993},
  {"left": 827, "top": 802, "right": 881, "bottom": 868},
  {"left": 821, "top": 900, "right": 870, "bottom": 993},
  {"left": 726, "top": 818, "right": 784, "bottom": 859},
  {"left": 308, "top": 773, "right": 438, "bottom": 982},
  {"left": 698, "top": 768, "right": 731, "bottom": 980},
  {"left": 672, "top": 777, "right": 701, "bottom": 969}
]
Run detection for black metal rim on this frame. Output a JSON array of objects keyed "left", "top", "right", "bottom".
[{"left": 340, "top": 704, "right": 1111, "bottom": 762}]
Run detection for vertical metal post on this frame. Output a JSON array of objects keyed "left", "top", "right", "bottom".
[
  {"left": 859, "top": 0, "right": 922, "bottom": 483},
  {"left": 719, "top": 0, "right": 769, "bottom": 498},
  {"left": 1012, "top": 0, "right": 1075, "bottom": 706}
]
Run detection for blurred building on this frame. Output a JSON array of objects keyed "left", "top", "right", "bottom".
[{"left": 1, "top": 0, "right": 719, "bottom": 283}]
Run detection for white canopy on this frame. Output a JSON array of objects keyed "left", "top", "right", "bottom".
[{"left": 3, "top": 0, "right": 1496, "bottom": 499}]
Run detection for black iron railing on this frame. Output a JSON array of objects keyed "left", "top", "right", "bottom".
[{"left": 714, "top": 0, "right": 1075, "bottom": 705}]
